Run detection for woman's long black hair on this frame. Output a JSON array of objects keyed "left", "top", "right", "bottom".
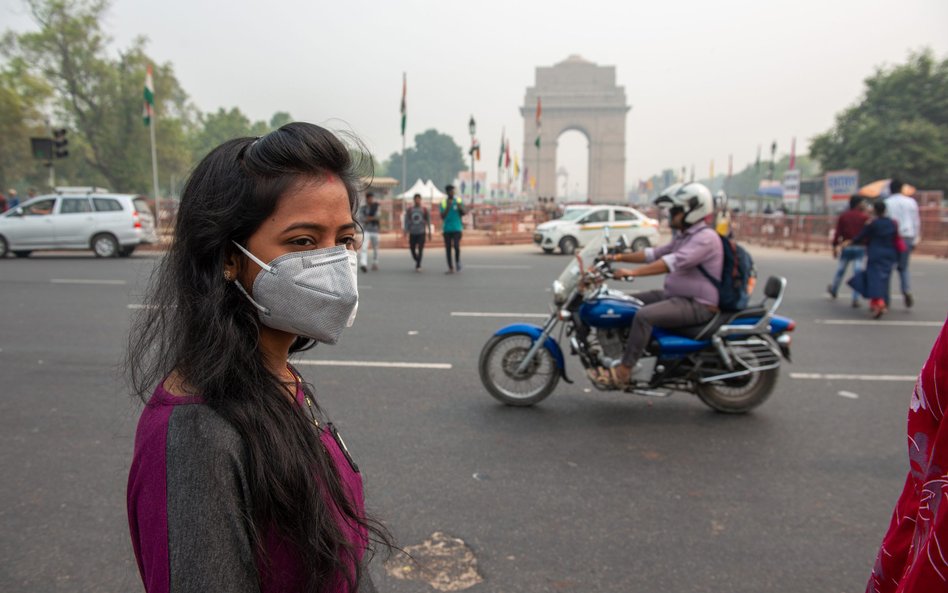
[{"left": 127, "top": 122, "right": 393, "bottom": 592}]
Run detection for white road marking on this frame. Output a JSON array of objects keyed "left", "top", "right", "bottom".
[
  {"left": 407, "top": 330, "right": 419, "bottom": 335},
  {"left": 791, "top": 372, "right": 916, "bottom": 382},
  {"left": 815, "top": 319, "right": 943, "bottom": 327},
  {"left": 294, "top": 360, "right": 452, "bottom": 370},
  {"left": 451, "top": 312, "right": 548, "bottom": 318},
  {"left": 51, "top": 278, "right": 126, "bottom": 285},
  {"left": 837, "top": 390, "right": 860, "bottom": 399}
]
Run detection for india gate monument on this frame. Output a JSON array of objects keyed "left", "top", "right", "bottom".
[{"left": 521, "top": 55, "right": 630, "bottom": 204}]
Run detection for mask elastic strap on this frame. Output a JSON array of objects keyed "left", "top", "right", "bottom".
[
  {"left": 231, "top": 276, "right": 271, "bottom": 316},
  {"left": 229, "top": 241, "right": 272, "bottom": 315},
  {"left": 231, "top": 240, "right": 274, "bottom": 273}
]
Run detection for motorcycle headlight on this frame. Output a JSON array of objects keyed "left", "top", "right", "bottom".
[{"left": 552, "top": 280, "right": 567, "bottom": 304}]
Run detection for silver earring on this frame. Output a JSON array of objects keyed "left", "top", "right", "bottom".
[{"left": 224, "top": 270, "right": 233, "bottom": 282}]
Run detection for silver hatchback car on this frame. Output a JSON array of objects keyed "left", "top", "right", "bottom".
[{"left": 0, "top": 191, "right": 158, "bottom": 258}]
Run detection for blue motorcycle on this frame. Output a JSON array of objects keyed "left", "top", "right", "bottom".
[{"left": 478, "top": 234, "right": 795, "bottom": 413}]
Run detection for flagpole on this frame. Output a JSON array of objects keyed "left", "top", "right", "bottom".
[
  {"left": 401, "top": 133, "right": 406, "bottom": 194},
  {"left": 149, "top": 94, "right": 160, "bottom": 235}
]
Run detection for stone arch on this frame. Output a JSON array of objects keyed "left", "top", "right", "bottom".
[
  {"left": 520, "top": 55, "right": 630, "bottom": 204},
  {"left": 554, "top": 127, "right": 591, "bottom": 198}
]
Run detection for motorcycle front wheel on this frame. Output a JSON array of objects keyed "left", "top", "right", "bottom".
[{"left": 479, "top": 333, "right": 560, "bottom": 406}]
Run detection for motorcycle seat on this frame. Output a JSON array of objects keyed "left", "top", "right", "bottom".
[{"left": 673, "top": 306, "right": 770, "bottom": 340}]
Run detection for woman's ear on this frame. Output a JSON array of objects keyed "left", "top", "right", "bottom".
[{"left": 223, "top": 247, "right": 241, "bottom": 282}]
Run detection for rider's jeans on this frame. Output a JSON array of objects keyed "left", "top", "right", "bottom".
[
  {"left": 621, "top": 290, "right": 715, "bottom": 368},
  {"left": 830, "top": 245, "right": 865, "bottom": 302}
]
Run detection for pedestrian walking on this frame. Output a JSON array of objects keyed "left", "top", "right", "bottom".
[
  {"left": 884, "top": 179, "right": 920, "bottom": 308},
  {"left": 865, "top": 316, "right": 948, "bottom": 593},
  {"left": 441, "top": 184, "right": 464, "bottom": 274},
  {"left": 404, "top": 192, "right": 431, "bottom": 272},
  {"left": 0, "top": 190, "right": 7, "bottom": 213},
  {"left": 126, "top": 123, "right": 392, "bottom": 593},
  {"left": 358, "top": 191, "right": 380, "bottom": 272},
  {"left": 7, "top": 188, "right": 19, "bottom": 210},
  {"left": 827, "top": 194, "right": 870, "bottom": 307},
  {"left": 846, "top": 200, "right": 899, "bottom": 318}
]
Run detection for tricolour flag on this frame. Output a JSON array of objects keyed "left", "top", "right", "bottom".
[
  {"left": 400, "top": 73, "right": 407, "bottom": 136},
  {"left": 534, "top": 97, "right": 542, "bottom": 149},
  {"left": 497, "top": 128, "right": 505, "bottom": 168},
  {"left": 514, "top": 153, "right": 520, "bottom": 178},
  {"left": 504, "top": 140, "right": 511, "bottom": 169},
  {"left": 789, "top": 136, "right": 796, "bottom": 170},
  {"left": 143, "top": 65, "right": 155, "bottom": 126}
]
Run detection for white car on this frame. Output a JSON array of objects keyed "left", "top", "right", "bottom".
[
  {"left": 0, "top": 191, "right": 158, "bottom": 258},
  {"left": 533, "top": 205, "right": 659, "bottom": 254}
]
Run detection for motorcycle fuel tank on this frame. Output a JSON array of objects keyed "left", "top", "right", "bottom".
[{"left": 578, "top": 296, "right": 639, "bottom": 329}]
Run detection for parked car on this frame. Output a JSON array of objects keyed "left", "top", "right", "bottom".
[
  {"left": 0, "top": 191, "right": 158, "bottom": 258},
  {"left": 533, "top": 205, "right": 659, "bottom": 254}
]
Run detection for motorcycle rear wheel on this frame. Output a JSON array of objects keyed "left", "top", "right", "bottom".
[
  {"left": 695, "top": 364, "right": 778, "bottom": 414},
  {"left": 479, "top": 333, "right": 560, "bottom": 406}
]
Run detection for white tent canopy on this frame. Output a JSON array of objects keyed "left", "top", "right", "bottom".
[{"left": 397, "top": 179, "right": 446, "bottom": 200}]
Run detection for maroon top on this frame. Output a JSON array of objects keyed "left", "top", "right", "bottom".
[
  {"left": 127, "top": 380, "right": 367, "bottom": 592},
  {"left": 833, "top": 208, "right": 869, "bottom": 246}
]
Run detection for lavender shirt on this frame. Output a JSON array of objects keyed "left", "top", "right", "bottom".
[
  {"left": 644, "top": 221, "right": 723, "bottom": 307},
  {"left": 127, "top": 382, "right": 371, "bottom": 593}
]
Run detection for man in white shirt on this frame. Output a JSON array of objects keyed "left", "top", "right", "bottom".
[{"left": 884, "top": 178, "right": 921, "bottom": 308}]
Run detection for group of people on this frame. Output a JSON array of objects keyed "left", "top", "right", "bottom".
[
  {"left": 357, "top": 184, "right": 465, "bottom": 274},
  {"left": 0, "top": 187, "right": 27, "bottom": 212},
  {"left": 828, "top": 179, "right": 920, "bottom": 318}
]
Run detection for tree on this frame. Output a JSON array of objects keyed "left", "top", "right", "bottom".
[
  {"left": 3, "top": 0, "right": 195, "bottom": 194},
  {"left": 385, "top": 129, "right": 467, "bottom": 189},
  {"left": 269, "top": 111, "right": 292, "bottom": 130},
  {"left": 191, "top": 107, "right": 268, "bottom": 162},
  {"left": 0, "top": 56, "right": 52, "bottom": 190},
  {"left": 810, "top": 49, "right": 948, "bottom": 190}
]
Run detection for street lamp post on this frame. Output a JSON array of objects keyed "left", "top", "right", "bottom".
[{"left": 468, "top": 115, "right": 476, "bottom": 205}]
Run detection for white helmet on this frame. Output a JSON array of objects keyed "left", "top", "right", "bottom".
[{"left": 654, "top": 182, "right": 713, "bottom": 225}]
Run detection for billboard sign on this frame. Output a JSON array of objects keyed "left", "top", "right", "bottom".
[
  {"left": 782, "top": 169, "right": 801, "bottom": 202},
  {"left": 825, "top": 169, "right": 859, "bottom": 204}
]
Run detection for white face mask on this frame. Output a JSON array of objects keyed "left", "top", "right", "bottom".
[{"left": 231, "top": 241, "right": 359, "bottom": 344}]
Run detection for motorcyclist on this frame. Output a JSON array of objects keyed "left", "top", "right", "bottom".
[{"left": 599, "top": 182, "right": 723, "bottom": 386}]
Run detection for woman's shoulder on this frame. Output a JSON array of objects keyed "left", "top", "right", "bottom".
[
  {"left": 165, "top": 404, "right": 245, "bottom": 463},
  {"left": 143, "top": 382, "right": 246, "bottom": 458}
]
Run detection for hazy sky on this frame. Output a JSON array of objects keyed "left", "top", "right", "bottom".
[{"left": 2, "top": 0, "right": 947, "bottom": 195}]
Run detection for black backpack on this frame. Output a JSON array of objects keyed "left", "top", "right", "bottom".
[{"left": 699, "top": 231, "right": 756, "bottom": 311}]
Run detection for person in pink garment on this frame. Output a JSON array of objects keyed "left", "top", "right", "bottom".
[
  {"left": 867, "top": 316, "right": 948, "bottom": 592},
  {"left": 126, "top": 123, "right": 392, "bottom": 593}
]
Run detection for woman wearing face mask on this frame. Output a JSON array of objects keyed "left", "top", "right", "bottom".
[{"left": 126, "top": 123, "right": 392, "bottom": 593}]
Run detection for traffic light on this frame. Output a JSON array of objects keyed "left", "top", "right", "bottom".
[{"left": 53, "top": 128, "right": 68, "bottom": 158}]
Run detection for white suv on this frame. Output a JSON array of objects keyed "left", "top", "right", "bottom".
[
  {"left": 0, "top": 191, "right": 158, "bottom": 258},
  {"left": 533, "top": 205, "right": 659, "bottom": 254}
]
